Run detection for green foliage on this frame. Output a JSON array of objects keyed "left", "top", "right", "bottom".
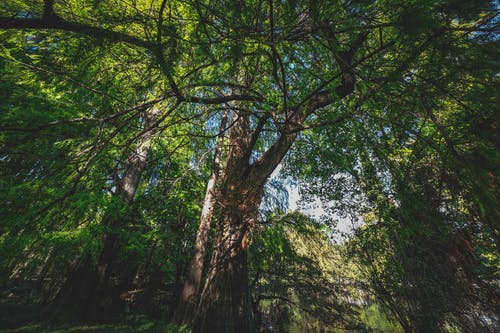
[
  {"left": 0, "top": 3, "right": 208, "bottom": 302},
  {"left": 0, "top": 0, "right": 498, "bottom": 330},
  {"left": 283, "top": 3, "right": 498, "bottom": 330},
  {"left": 359, "top": 303, "right": 402, "bottom": 333},
  {"left": 250, "top": 212, "right": 364, "bottom": 331}
]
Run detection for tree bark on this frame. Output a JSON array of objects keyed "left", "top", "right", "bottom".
[
  {"left": 193, "top": 181, "right": 262, "bottom": 333},
  {"left": 193, "top": 108, "right": 291, "bottom": 333},
  {"left": 46, "top": 108, "right": 159, "bottom": 322},
  {"left": 189, "top": 37, "right": 361, "bottom": 331},
  {"left": 174, "top": 109, "right": 229, "bottom": 323}
]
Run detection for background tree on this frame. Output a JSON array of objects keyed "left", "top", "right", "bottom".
[
  {"left": 249, "top": 212, "right": 363, "bottom": 332},
  {"left": 285, "top": 10, "right": 499, "bottom": 329}
]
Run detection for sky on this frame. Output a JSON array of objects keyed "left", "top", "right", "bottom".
[{"left": 270, "top": 165, "right": 364, "bottom": 243}]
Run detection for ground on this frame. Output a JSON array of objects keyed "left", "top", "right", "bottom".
[{"left": 0, "top": 296, "right": 187, "bottom": 333}]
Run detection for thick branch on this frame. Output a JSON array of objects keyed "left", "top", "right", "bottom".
[
  {"left": 247, "top": 34, "right": 374, "bottom": 181},
  {"left": 0, "top": 16, "right": 153, "bottom": 49}
]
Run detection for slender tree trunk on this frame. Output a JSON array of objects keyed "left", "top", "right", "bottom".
[
  {"left": 91, "top": 108, "right": 161, "bottom": 297},
  {"left": 174, "top": 110, "right": 229, "bottom": 323},
  {"left": 47, "top": 108, "right": 159, "bottom": 322}
]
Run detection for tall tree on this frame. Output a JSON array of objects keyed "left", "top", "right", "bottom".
[
  {"left": 48, "top": 106, "right": 164, "bottom": 321},
  {"left": 174, "top": 108, "right": 228, "bottom": 323},
  {"left": 1, "top": 1, "right": 497, "bottom": 331}
]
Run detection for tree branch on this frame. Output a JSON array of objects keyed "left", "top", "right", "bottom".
[{"left": 0, "top": 7, "right": 154, "bottom": 49}]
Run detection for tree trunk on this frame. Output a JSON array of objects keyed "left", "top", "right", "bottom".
[
  {"left": 193, "top": 184, "right": 262, "bottom": 333},
  {"left": 46, "top": 108, "right": 159, "bottom": 322},
  {"left": 190, "top": 60, "right": 357, "bottom": 331},
  {"left": 173, "top": 109, "right": 228, "bottom": 323},
  {"left": 192, "top": 103, "right": 300, "bottom": 332}
]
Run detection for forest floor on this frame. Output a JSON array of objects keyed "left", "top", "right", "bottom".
[
  {"left": 0, "top": 295, "right": 184, "bottom": 333},
  {"left": 1, "top": 322, "right": 170, "bottom": 333}
]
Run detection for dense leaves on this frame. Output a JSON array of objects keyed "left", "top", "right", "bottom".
[{"left": 1, "top": 0, "right": 499, "bottom": 332}]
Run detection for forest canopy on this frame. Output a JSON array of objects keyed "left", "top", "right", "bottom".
[{"left": 0, "top": 1, "right": 499, "bottom": 332}]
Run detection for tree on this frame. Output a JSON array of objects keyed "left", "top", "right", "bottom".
[
  {"left": 47, "top": 106, "right": 163, "bottom": 321},
  {"left": 1, "top": 0, "right": 497, "bottom": 331},
  {"left": 249, "top": 212, "right": 362, "bottom": 332},
  {"left": 284, "top": 11, "right": 499, "bottom": 329},
  {"left": 174, "top": 108, "right": 228, "bottom": 323}
]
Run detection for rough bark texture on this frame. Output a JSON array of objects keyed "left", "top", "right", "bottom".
[
  {"left": 193, "top": 108, "right": 292, "bottom": 333},
  {"left": 191, "top": 56, "right": 359, "bottom": 330},
  {"left": 174, "top": 110, "right": 228, "bottom": 323},
  {"left": 193, "top": 182, "right": 262, "bottom": 333}
]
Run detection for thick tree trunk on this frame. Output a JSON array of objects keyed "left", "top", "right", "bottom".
[
  {"left": 191, "top": 61, "right": 357, "bottom": 331},
  {"left": 193, "top": 186, "right": 261, "bottom": 333},
  {"left": 173, "top": 110, "right": 228, "bottom": 323},
  {"left": 192, "top": 105, "right": 299, "bottom": 332}
]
